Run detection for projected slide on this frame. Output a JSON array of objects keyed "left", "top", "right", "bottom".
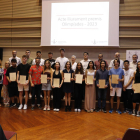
[{"left": 51, "top": 2, "right": 109, "bottom": 46}]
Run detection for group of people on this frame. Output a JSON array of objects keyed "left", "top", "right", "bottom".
[{"left": 0, "top": 48, "right": 139, "bottom": 117}]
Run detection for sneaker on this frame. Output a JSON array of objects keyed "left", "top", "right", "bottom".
[
  {"left": 136, "top": 111, "right": 140, "bottom": 117},
  {"left": 96, "top": 108, "right": 101, "bottom": 112},
  {"left": 109, "top": 109, "right": 113, "bottom": 113},
  {"left": 129, "top": 111, "right": 132, "bottom": 115},
  {"left": 47, "top": 106, "right": 50, "bottom": 111},
  {"left": 78, "top": 109, "right": 81, "bottom": 112},
  {"left": 90, "top": 109, "right": 94, "bottom": 112},
  {"left": 29, "top": 94, "right": 32, "bottom": 98},
  {"left": 16, "top": 103, "right": 20, "bottom": 108},
  {"left": 132, "top": 109, "right": 136, "bottom": 116},
  {"left": 56, "top": 109, "right": 59, "bottom": 112},
  {"left": 102, "top": 108, "right": 107, "bottom": 113},
  {"left": 40, "top": 95, "right": 43, "bottom": 98},
  {"left": 18, "top": 104, "right": 23, "bottom": 110},
  {"left": 23, "top": 104, "right": 27, "bottom": 110},
  {"left": 13, "top": 103, "right": 16, "bottom": 107},
  {"left": 116, "top": 109, "right": 122, "bottom": 114},
  {"left": 51, "top": 95, "right": 53, "bottom": 99},
  {"left": 38, "top": 105, "right": 42, "bottom": 110},
  {"left": 31, "top": 106, "right": 34, "bottom": 110},
  {"left": 74, "top": 108, "right": 77, "bottom": 112},
  {"left": 43, "top": 106, "right": 47, "bottom": 111},
  {"left": 53, "top": 108, "right": 56, "bottom": 111},
  {"left": 123, "top": 109, "right": 127, "bottom": 113},
  {"left": 9, "top": 103, "right": 15, "bottom": 108}
]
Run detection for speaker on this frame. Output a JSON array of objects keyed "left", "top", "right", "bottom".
[{"left": 0, "top": 48, "right": 3, "bottom": 60}]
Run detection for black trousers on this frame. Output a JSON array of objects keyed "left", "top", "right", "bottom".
[
  {"left": 123, "top": 89, "right": 133, "bottom": 110},
  {"left": 53, "top": 88, "right": 61, "bottom": 109}
]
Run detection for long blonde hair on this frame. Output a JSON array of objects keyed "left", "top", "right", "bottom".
[{"left": 5, "top": 61, "right": 10, "bottom": 69}]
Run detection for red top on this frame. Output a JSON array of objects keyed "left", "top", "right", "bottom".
[
  {"left": 29, "top": 65, "right": 43, "bottom": 85},
  {"left": 3, "top": 69, "right": 8, "bottom": 85}
]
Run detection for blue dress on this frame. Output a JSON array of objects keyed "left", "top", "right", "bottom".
[{"left": 63, "top": 69, "right": 74, "bottom": 93}]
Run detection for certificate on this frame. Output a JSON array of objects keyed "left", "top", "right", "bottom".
[
  {"left": 133, "top": 83, "right": 140, "bottom": 93},
  {"left": 20, "top": 75, "right": 26, "bottom": 84},
  {"left": 112, "top": 74, "right": 119, "bottom": 84},
  {"left": 99, "top": 79, "right": 105, "bottom": 89},
  {"left": 10, "top": 72, "right": 16, "bottom": 81},
  {"left": 75, "top": 74, "right": 83, "bottom": 84},
  {"left": 64, "top": 73, "right": 71, "bottom": 83},
  {"left": 41, "top": 74, "right": 47, "bottom": 83},
  {"left": 53, "top": 78, "right": 60, "bottom": 88},
  {"left": 87, "top": 75, "right": 93, "bottom": 84}
]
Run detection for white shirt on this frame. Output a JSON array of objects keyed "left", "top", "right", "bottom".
[
  {"left": 109, "top": 59, "right": 124, "bottom": 69},
  {"left": 80, "top": 59, "right": 91, "bottom": 72},
  {"left": 55, "top": 57, "right": 69, "bottom": 70},
  {"left": 129, "top": 62, "right": 137, "bottom": 71},
  {"left": 9, "top": 56, "right": 21, "bottom": 66},
  {"left": 32, "top": 58, "right": 45, "bottom": 66},
  {"left": 123, "top": 69, "right": 134, "bottom": 89},
  {"left": 72, "top": 62, "right": 77, "bottom": 71}
]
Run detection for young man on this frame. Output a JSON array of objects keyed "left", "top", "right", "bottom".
[
  {"left": 96, "top": 60, "right": 109, "bottom": 113},
  {"left": 32, "top": 51, "right": 45, "bottom": 66},
  {"left": 123, "top": 60, "right": 134, "bottom": 114},
  {"left": 55, "top": 48, "right": 69, "bottom": 70},
  {"left": 6, "top": 59, "right": 19, "bottom": 108},
  {"left": 129, "top": 54, "right": 138, "bottom": 71},
  {"left": 29, "top": 58, "right": 43, "bottom": 110},
  {"left": 45, "top": 52, "right": 55, "bottom": 69},
  {"left": 109, "top": 52, "right": 124, "bottom": 69},
  {"left": 94, "top": 53, "right": 108, "bottom": 70},
  {"left": 25, "top": 50, "right": 33, "bottom": 65},
  {"left": 80, "top": 52, "right": 91, "bottom": 73},
  {"left": 17, "top": 55, "right": 31, "bottom": 110},
  {"left": 109, "top": 59, "right": 124, "bottom": 114},
  {"left": 9, "top": 50, "right": 21, "bottom": 66}
]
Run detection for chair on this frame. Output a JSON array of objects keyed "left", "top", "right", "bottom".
[
  {"left": 116, "top": 128, "right": 140, "bottom": 140},
  {"left": 0, "top": 125, "right": 17, "bottom": 140}
]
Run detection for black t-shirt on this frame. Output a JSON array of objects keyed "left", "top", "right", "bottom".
[
  {"left": 6, "top": 66, "right": 17, "bottom": 87},
  {"left": 46, "top": 59, "right": 55, "bottom": 69},
  {"left": 17, "top": 63, "right": 31, "bottom": 80}
]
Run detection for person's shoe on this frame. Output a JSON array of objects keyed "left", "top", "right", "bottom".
[
  {"left": 40, "top": 95, "right": 43, "bottom": 98},
  {"left": 116, "top": 109, "right": 122, "bottom": 114},
  {"left": 56, "top": 109, "right": 59, "bottom": 112},
  {"left": 78, "top": 109, "right": 81, "bottom": 112},
  {"left": 23, "top": 104, "right": 27, "bottom": 110},
  {"left": 109, "top": 108, "right": 113, "bottom": 113},
  {"left": 13, "top": 103, "right": 16, "bottom": 107},
  {"left": 87, "top": 110, "right": 90, "bottom": 113},
  {"left": 68, "top": 106, "right": 71, "bottom": 112},
  {"left": 96, "top": 108, "right": 101, "bottom": 112},
  {"left": 47, "top": 106, "right": 50, "bottom": 111},
  {"left": 74, "top": 108, "right": 77, "bottom": 112},
  {"left": 53, "top": 108, "right": 56, "bottom": 111},
  {"left": 123, "top": 108, "right": 127, "bottom": 113},
  {"left": 90, "top": 109, "right": 94, "bottom": 112},
  {"left": 132, "top": 109, "right": 136, "bottom": 116},
  {"left": 43, "top": 106, "right": 47, "bottom": 111},
  {"left": 31, "top": 106, "right": 34, "bottom": 110},
  {"left": 129, "top": 110, "right": 132, "bottom": 115},
  {"left": 9, "top": 103, "right": 14, "bottom": 108},
  {"left": 38, "top": 105, "right": 42, "bottom": 110},
  {"left": 51, "top": 95, "right": 53, "bottom": 99},
  {"left": 29, "top": 94, "right": 32, "bottom": 98},
  {"left": 65, "top": 106, "right": 67, "bottom": 112},
  {"left": 102, "top": 108, "right": 107, "bottom": 113},
  {"left": 136, "top": 111, "right": 140, "bottom": 117},
  {"left": 18, "top": 104, "right": 23, "bottom": 110},
  {"left": 16, "top": 103, "right": 20, "bottom": 108}
]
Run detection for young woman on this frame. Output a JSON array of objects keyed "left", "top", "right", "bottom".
[
  {"left": 0, "top": 59, "right": 3, "bottom": 106},
  {"left": 62, "top": 61, "right": 74, "bottom": 112},
  {"left": 3, "top": 61, "right": 10, "bottom": 107},
  {"left": 51, "top": 62, "right": 63, "bottom": 112},
  {"left": 42, "top": 60, "right": 52, "bottom": 111},
  {"left": 74, "top": 62, "right": 85, "bottom": 112},
  {"left": 85, "top": 61, "right": 96, "bottom": 112},
  {"left": 132, "top": 61, "right": 140, "bottom": 116}
]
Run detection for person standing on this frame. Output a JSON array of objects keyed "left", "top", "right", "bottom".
[
  {"left": 25, "top": 50, "right": 33, "bottom": 65},
  {"left": 55, "top": 48, "right": 69, "bottom": 70},
  {"left": 129, "top": 54, "right": 138, "bottom": 71},
  {"left": 96, "top": 60, "right": 109, "bottom": 113},
  {"left": 29, "top": 58, "right": 43, "bottom": 110},
  {"left": 9, "top": 50, "right": 21, "bottom": 66},
  {"left": 17, "top": 55, "right": 31, "bottom": 110},
  {"left": 51, "top": 62, "right": 63, "bottom": 112},
  {"left": 6, "top": 59, "right": 19, "bottom": 108},
  {"left": 123, "top": 60, "right": 134, "bottom": 114},
  {"left": 3, "top": 61, "right": 10, "bottom": 107},
  {"left": 85, "top": 61, "right": 96, "bottom": 112},
  {"left": 71, "top": 55, "right": 77, "bottom": 71},
  {"left": 45, "top": 52, "right": 55, "bottom": 69},
  {"left": 109, "top": 59, "right": 124, "bottom": 114},
  {"left": 62, "top": 61, "right": 74, "bottom": 112}
]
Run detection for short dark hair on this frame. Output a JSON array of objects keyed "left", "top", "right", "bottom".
[
  {"left": 98, "top": 53, "right": 103, "bottom": 57},
  {"left": 113, "top": 59, "right": 120, "bottom": 66},
  {"left": 59, "top": 48, "right": 65, "bottom": 52},
  {"left": 100, "top": 60, "right": 106, "bottom": 68},
  {"left": 26, "top": 50, "right": 31, "bottom": 52},
  {"left": 22, "top": 55, "right": 27, "bottom": 58},
  {"left": 123, "top": 60, "right": 129, "bottom": 64},
  {"left": 36, "top": 51, "right": 41, "bottom": 54},
  {"left": 35, "top": 57, "right": 40, "bottom": 60},
  {"left": 11, "top": 59, "right": 17, "bottom": 63},
  {"left": 83, "top": 52, "right": 89, "bottom": 55},
  {"left": 87, "top": 61, "right": 95, "bottom": 69},
  {"left": 48, "top": 52, "right": 53, "bottom": 55}
]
